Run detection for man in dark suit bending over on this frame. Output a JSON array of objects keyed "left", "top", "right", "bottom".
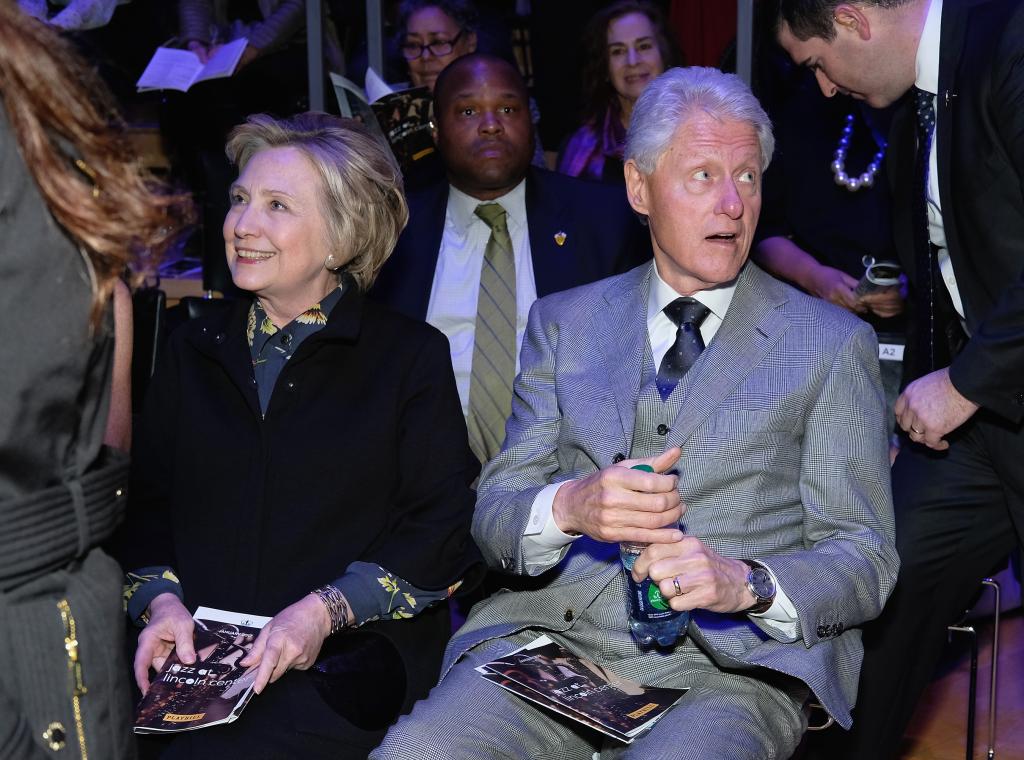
[
  {"left": 775, "top": 1, "right": 1024, "bottom": 757},
  {"left": 371, "top": 53, "right": 648, "bottom": 464}
]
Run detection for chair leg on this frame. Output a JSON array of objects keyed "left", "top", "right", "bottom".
[
  {"left": 982, "top": 578, "right": 1000, "bottom": 759},
  {"left": 947, "top": 621, "right": 977, "bottom": 760}
]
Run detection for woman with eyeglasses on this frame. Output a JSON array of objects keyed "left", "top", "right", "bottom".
[
  {"left": 557, "top": 1, "right": 680, "bottom": 185},
  {"left": 396, "top": 0, "right": 478, "bottom": 92}
]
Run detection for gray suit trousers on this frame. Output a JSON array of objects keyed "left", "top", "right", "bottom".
[{"left": 371, "top": 632, "right": 807, "bottom": 760}]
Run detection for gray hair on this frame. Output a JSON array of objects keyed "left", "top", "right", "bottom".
[
  {"left": 225, "top": 112, "right": 409, "bottom": 291},
  {"left": 625, "top": 66, "right": 774, "bottom": 175}
]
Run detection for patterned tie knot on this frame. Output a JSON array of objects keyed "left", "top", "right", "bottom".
[
  {"left": 475, "top": 203, "right": 508, "bottom": 233},
  {"left": 912, "top": 86, "right": 935, "bottom": 136},
  {"left": 664, "top": 297, "right": 710, "bottom": 331}
]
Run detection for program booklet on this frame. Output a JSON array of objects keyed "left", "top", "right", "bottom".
[
  {"left": 136, "top": 38, "right": 248, "bottom": 93},
  {"left": 476, "top": 635, "right": 687, "bottom": 743},
  {"left": 329, "top": 70, "right": 435, "bottom": 172},
  {"left": 133, "top": 606, "right": 270, "bottom": 734}
]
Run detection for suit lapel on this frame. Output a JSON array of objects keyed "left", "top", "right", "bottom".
[
  {"left": 668, "top": 264, "right": 790, "bottom": 449},
  {"left": 934, "top": 0, "right": 973, "bottom": 263},
  {"left": 526, "top": 169, "right": 578, "bottom": 297},
  {"left": 593, "top": 265, "right": 651, "bottom": 447}
]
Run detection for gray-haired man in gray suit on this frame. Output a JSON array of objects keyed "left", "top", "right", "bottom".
[{"left": 372, "top": 67, "right": 898, "bottom": 760}]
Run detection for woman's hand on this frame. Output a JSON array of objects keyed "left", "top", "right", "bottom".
[
  {"left": 807, "top": 263, "right": 862, "bottom": 313},
  {"left": 240, "top": 594, "right": 332, "bottom": 694},
  {"left": 134, "top": 593, "right": 195, "bottom": 694},
  {"left": 186, "top": 40, "right": 210, "bottom": 63},
  {"left": 856, "top": 285, "right": 905, "bottom": 319}
]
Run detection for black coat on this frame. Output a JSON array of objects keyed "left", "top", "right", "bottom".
[{"left": 120, "top": 284, "right": 481, "bottom": 754}]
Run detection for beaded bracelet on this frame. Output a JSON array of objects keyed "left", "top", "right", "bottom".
[{"left": 311, "top": 584, "right": 351, "bottom": 635}]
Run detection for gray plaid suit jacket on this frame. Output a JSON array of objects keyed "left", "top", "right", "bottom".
[{"left": 447, "top": 260, "right": 899, "bottom": 730}]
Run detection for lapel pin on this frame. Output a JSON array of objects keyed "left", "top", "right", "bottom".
[
  {"left": 554, "top": 231, "right": 567, "bottom": 247},
  {"left": 943, "top": 90, "right": 957, "bottom": 108}
]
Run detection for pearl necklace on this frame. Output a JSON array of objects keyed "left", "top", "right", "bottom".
[{"left": 830, "top": 113, "right": 886, "bottom": 192}]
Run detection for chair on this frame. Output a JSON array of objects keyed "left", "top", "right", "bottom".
[{"left": 947, "top": 577, "right": 1001, "bottom": 760}]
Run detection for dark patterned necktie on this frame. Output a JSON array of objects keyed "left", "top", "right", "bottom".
[
  {"left": 911, "top": 86, "right": 940, "bottom": 375},
  {"left": 467, "top": 203, "right": 517, "bottom": 463},
  {"left": 657, "top": 297, "right": 711, "bottom": 400}
]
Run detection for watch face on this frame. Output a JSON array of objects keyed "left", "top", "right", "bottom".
[{"left": 749, "top": 567, "right": 775, "bottom": 599}]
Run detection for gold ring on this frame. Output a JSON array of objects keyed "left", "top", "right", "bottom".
[{"left": 672, "top": 576, "right": 683, "bottom": 597}]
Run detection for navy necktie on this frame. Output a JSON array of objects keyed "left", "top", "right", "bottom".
[{"left": 657, "top": 297, "right": 711, "bottom": 400}]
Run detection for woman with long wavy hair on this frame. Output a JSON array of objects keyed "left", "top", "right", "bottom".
[
  {"left": 557, "top": 1, "right": 681, "bottom": 185},
  {"left": 0, "top": 3, "right": 188, "bottom": 756}
]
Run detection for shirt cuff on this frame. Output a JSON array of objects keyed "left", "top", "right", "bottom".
[
  {"left": 521, "top": 482, "right": 579, "bottom": 571},
  {"left": 124, "top": 566, "right": 184, "bottom": 626},
  {"left": 749, "top": 563, "right": 799, "bottom": 640},
  {"left": 331, "top": 562, "right": 452, "bottom": 626}
]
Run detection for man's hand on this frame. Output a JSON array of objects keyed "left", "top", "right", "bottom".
[
  {"left": 239, "top": 593, "right": 333, "bottom": 695},
  {"left": 895, "top": 367, "right": 980, "bottom": 450},
  {"left": 856, "top": 286, "right": 904, "bottom": 319},
  {"left": 632, "top": 538, "right": 756, "bottom": 614},
  {"left": 807, "top": 264, "right": 862, "bottom": 313},
  {"left": 551, "top": 448, "right": 684, "bottom": 544},
  {"left": 135, "top": 593, "right": 195, "bottom": 694}
]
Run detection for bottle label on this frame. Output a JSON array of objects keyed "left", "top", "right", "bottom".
[{"left": 620, "top": 548, "right": 681, "bottom": 623}]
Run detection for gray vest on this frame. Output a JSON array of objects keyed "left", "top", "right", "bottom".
[{"left": 553, "top": 345, "right": 704, "bottom": 687}]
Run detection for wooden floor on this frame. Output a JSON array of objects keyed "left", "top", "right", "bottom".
[{"left": 900, "top": 610, "right": 1023, "bottom": 760}]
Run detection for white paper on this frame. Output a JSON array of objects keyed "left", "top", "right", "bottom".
[
  {"left": 136, "top": 38, "right": 248, "bottom": 93},
  {"left": 365, "top": 66, "right": 397, "bottom": 103}
]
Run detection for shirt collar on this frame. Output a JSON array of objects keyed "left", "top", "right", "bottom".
[
  {"left": 247, "top": 283, "right": 346, "bottom": 349},
  {"left": 915, "top": 0, "right": 942, "bottom": 95},
  {"left": 647, "top": 260, "right": 737, "bottom": 327},
  {"left": 447, "top": 178, "right": 528, "bottom": 233}
]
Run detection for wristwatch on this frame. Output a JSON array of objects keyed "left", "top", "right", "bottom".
[{"left": 741, "top": 559, "right": 776, "bottom": 615}]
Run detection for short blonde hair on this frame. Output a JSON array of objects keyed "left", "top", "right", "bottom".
[{"left": 225, "top": 113, "right": 409, "bottom": 291}]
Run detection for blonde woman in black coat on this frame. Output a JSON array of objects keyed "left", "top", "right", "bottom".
[{"left": 120, "top": 113, "right": 481, "bottom": 758}]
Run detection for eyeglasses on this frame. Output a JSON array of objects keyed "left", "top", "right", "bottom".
[{"left": 400, "top": 29, "right": 464, "bottom": 60}]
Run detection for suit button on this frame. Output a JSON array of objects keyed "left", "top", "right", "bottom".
[
  {"left": 287, "top": 381, "right": 295, "bottom": 390},
  {"left": 612, "top": 453, "right": 626, "bottom": 464},
  {"left": 214, "top": 332, "right": 226, "bottom": 344},
  {"left": 816, "top": 625, "right": 827, "bottom": 638},
  {"left": 657, "top": 424, "right": 669, "bottom": 435},
  {"left": 1015, "top": 392, "right": 1024, "bottom": 405},
  {"left": 564, "top": 609, "right": 574, "bottom": 622}
]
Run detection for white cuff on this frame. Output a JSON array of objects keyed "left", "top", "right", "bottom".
[
  {"left": 749, "top": 564, "right": 798, "bottom": 640},
  {"left": 521, "top": 482, "right": 579, "bottom": 571}
]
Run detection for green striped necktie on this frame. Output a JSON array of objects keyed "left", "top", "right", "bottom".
[{"left": 467, "top": 202, "right": 517, "bottom": 463}]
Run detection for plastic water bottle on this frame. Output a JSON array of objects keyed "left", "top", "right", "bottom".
[{"left": 620, "top": 464, "right": 689, "bottom": 648}]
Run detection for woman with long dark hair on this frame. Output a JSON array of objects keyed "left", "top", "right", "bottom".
[
  {"left": 0, "top": 4, "right": 187, "bottom": 756},
  {"left": 558, "top": 0, "right": 680, "bottom": 184}
]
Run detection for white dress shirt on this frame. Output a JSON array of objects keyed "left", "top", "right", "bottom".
[
  {"left": 425, "top": 180, "right": 538, "bottom": 416},
  {"left": 520, "top": 262, "right": 798, "bottom": 635},
  {"left": 915, "top": 0, "right": 967, "bottom": 323}
]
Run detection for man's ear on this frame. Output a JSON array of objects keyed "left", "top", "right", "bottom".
[
  {"left": 624, "top": 159, "right": 649, "bottom": 216},
  {"left": 834, "top": 3, "right": 872, "bottom": 41}
]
